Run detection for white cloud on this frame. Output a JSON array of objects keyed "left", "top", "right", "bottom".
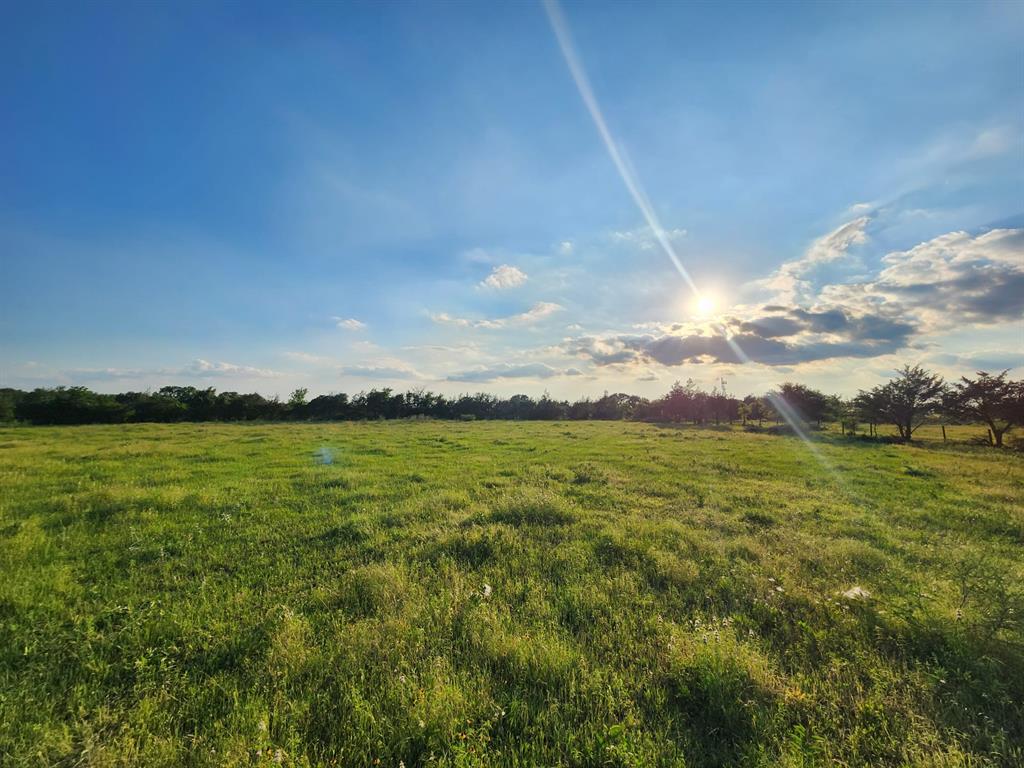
[
  {"left": 480, "top": 264, "right": 528, "bottom": 290},
  {"left": 334, "top": 317, "right": 367, "bottom": 331},
  {"left": 969, "top": 125, "right": 1017, "bottom": 159},
  {"left": 558, "top": 240, "right": 574, "bottom": 255},
  {"left": 820, "top": 227, "right": 1024, "bottom": 332},
  {"left": 68, "top": 359, "right": 284, "bottom": 381},
  {"left": 185, "top": 359, "right": 283, "bottom": 378},
  {"left": 751, "top": 216, "right": 871, "bottom": 303},
  {"left": 431, "top": 301, "right": 564, "bottom": 329},
  {"left": 448, "top": 362, "right": 583, "bottom": 382},
  {"left": 339, "top": 360, "right": 427, "bottom": 380},
  {"left": 610, "top": 225, "right": 687, "bottom": 251}
]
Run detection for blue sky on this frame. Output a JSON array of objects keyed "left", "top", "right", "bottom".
[{"left": 2, "top": 0, "right": 1021, "bottom": 398}]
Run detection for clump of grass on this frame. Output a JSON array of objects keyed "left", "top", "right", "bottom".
[
  {"left": 570, "top": 462, "right": 608, "bottom": 485},
  {"left": 741, "top": 510, "right": 777, "bottom": 528},
  {"left": 486, "top": 489, "right": 576, "bottom": 527},
  {"left": 335, "top": 562, "right": 412, "bottom": 618}
]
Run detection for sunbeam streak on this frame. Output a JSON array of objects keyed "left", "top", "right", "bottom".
[
  {"left": 544, "top": 0, "right": 839, "bottom": 476},
  {"left": 542, "top": 0, "right": 699, "bottom": 298}
]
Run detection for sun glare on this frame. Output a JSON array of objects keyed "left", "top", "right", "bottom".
[{"left": 694, "top": 293, "right": 718, "bottom": 317}]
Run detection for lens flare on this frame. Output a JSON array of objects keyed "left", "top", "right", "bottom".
[
  {"left": 544, "top": 0, "right": 843, "bottom": 486},
  {"left": 695, "top": 294, "right": 717, "bottom": 317}
]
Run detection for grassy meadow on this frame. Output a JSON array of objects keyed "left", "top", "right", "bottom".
[{"left": 1, "top": 421, "right": 1022, "bottom": 767}]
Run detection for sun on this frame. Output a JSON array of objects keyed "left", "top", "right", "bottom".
[{"left": 694, "top": 293, "right": 718, "bottom": 317}]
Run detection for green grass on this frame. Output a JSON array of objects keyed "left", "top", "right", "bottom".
[{"left": 1, "top": 421, "right": 1022, "bottom": 767}]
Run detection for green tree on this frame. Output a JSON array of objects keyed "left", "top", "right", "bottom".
[
  {"left": 860, "top": 365, "right": 945, "bottom": 442},
  {"left": 946, "top": 370, "right": 1024, "bottom": 447}
]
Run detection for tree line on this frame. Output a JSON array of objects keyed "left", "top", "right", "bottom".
[{"left": 1, "top": 366, "right": 1020, "bottom": 446}]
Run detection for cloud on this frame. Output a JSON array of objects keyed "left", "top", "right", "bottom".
[
  {"left": 448, "top": 362, "right": 583, "bottom": 382},
  {"left": 820, "top": 228, "right": 1024, "bottom": 330},
  {"left": 610, "top": 225, "right": 687, "bottom": 251},
  {"left": 334, "top": 317, "right": 367, "bottom": 331},
  {"left": 569, "top": 314, "right": 914, "bottom": 367},
  {"left": 558, "top": 240, "right": 574, "bottom": 255},
  {"left": 752, "top": 216, "right": 871, "bottom": 303},
  {"left": 431, "top": 301, "right": 564, "bottom": 329},
  {"left": 567, "top": 225, "right": 1022, "bottom": 370},
  {"left": 480, "top": 264, "right": 528, "bottom": 290},
  {"left": 68, "top": 359, "right": 284, "bottom": 381},
  {"left": 970, "top": 126, "right": 1017, "bottom": 159},
  {"left": 339, "top": 361, "right": 426, "bottom": 380},
  {"left": 928, "top": 350, "right": 1023, "bottom": 373},
  {"left": 186, "top": 359, "right": 283, "bottom": 378}
]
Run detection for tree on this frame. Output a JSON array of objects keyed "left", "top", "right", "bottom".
[
  {"left": 288, "top": 388, "right": 309, "bottom": 407},
  {"left": 834, "top": 398, "right": 859, "bottom": 435},
  {"left": 15, "top": 387, "right": 127, "bottom": 425},
  {"left": 853, "top": 388, "right": 886, "bottom": 436},
  {"left": 860, "top": 365, "right": 944, "bottom": 442},
  {"left": 0, "top": 388, "right": 25, "bottom": 421},
  {"left": 770, "top": 382, "right": 831, "bottom": 427},
  {"left": 743, "top": 395, "right": 770, "bottom": 426},
  {"left": 946, "top": 370, "right": 1024, "bottom": 447}
]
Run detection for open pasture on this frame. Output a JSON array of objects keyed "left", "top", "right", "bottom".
[{"left": 1, "top": 422, "right": 1022, "bottom": 767}]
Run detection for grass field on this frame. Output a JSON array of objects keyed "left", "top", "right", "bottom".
[{"left": 1, "top": 422, "right": 1022, "bottom": 767}]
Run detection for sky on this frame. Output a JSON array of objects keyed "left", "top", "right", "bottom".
[{"left": 2, "top": 0, "right": 1022, "bottom": 399}]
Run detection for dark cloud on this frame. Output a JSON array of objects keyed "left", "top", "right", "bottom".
[
  {"left": 569, "top": 304, "right": 917, "bottom": 368},
  {"left": 788, "top": 308, "right": 849, "bottom": 333},
  {"left": 738, "top": 316, "right": 804, "bottom": 338},
  {"left": 632, "top": 330, "right": 910, "bottom": 366}
]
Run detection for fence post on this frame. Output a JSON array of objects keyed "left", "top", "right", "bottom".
[{"left": 941, "top": 424, "right": 946, "bottom": 442}]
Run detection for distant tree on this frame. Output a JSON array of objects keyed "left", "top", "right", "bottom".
[
  {"left": 860, "top": 365, "right": 945, "bottom": 442},
  {"left": 288, "top": 388, "right": 309, "bottom": 407},
  {"left": 834, "top": 398, "right": 859, "bottom": 435},
  {"left": 531, "top": 392, "right": 568, "bottom": 420},
  {"left": 946, "top": 370, "right": 1024, "bottom": 447},
  {"left": 117, "top": 391, "right": 187, "bottom": 422},
  {"left": 587, "top": 392, "right": 643, "bottom": 420},
  {"left": 853, "top": 388, "right": 886, "bottom": 436},
  {"left": 769, "top": 382, "right": 831, "bottom": 427},
  {"left": 662, "top": 379, "right": 703, "bottom": 423},
  {"left": 448, "top": 393, "right": 491, "bottom": 420},
  {"left": 16, "top": 386, "right": 127, "bottom": 425},
  {"left": 737, "top": 401, "right": 750, "bottom": 425},
  {"left": 568, "top": 397, "right": 594, "bottom": 420},
  {"left": 501, "top": 394, "right": 535, "bottom": 420},
  {"left": 742, "top": 395, "right": 769, "bottom": 426},
  {"left": 306, "top": 393, "right": 350, "bottom": 420},
  {"left": 0, "top": 388, "right": 25, "bottom": 421},
  {"left": 160, "top": 386, "right": 218, "bottom": 420},
  {"left": 709, "top": 378, "right": 728, "bottom": 424}
]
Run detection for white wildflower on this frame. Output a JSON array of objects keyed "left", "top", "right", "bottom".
[{"left": 841, "top": 586, "right": 871, "bottom": 601}]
